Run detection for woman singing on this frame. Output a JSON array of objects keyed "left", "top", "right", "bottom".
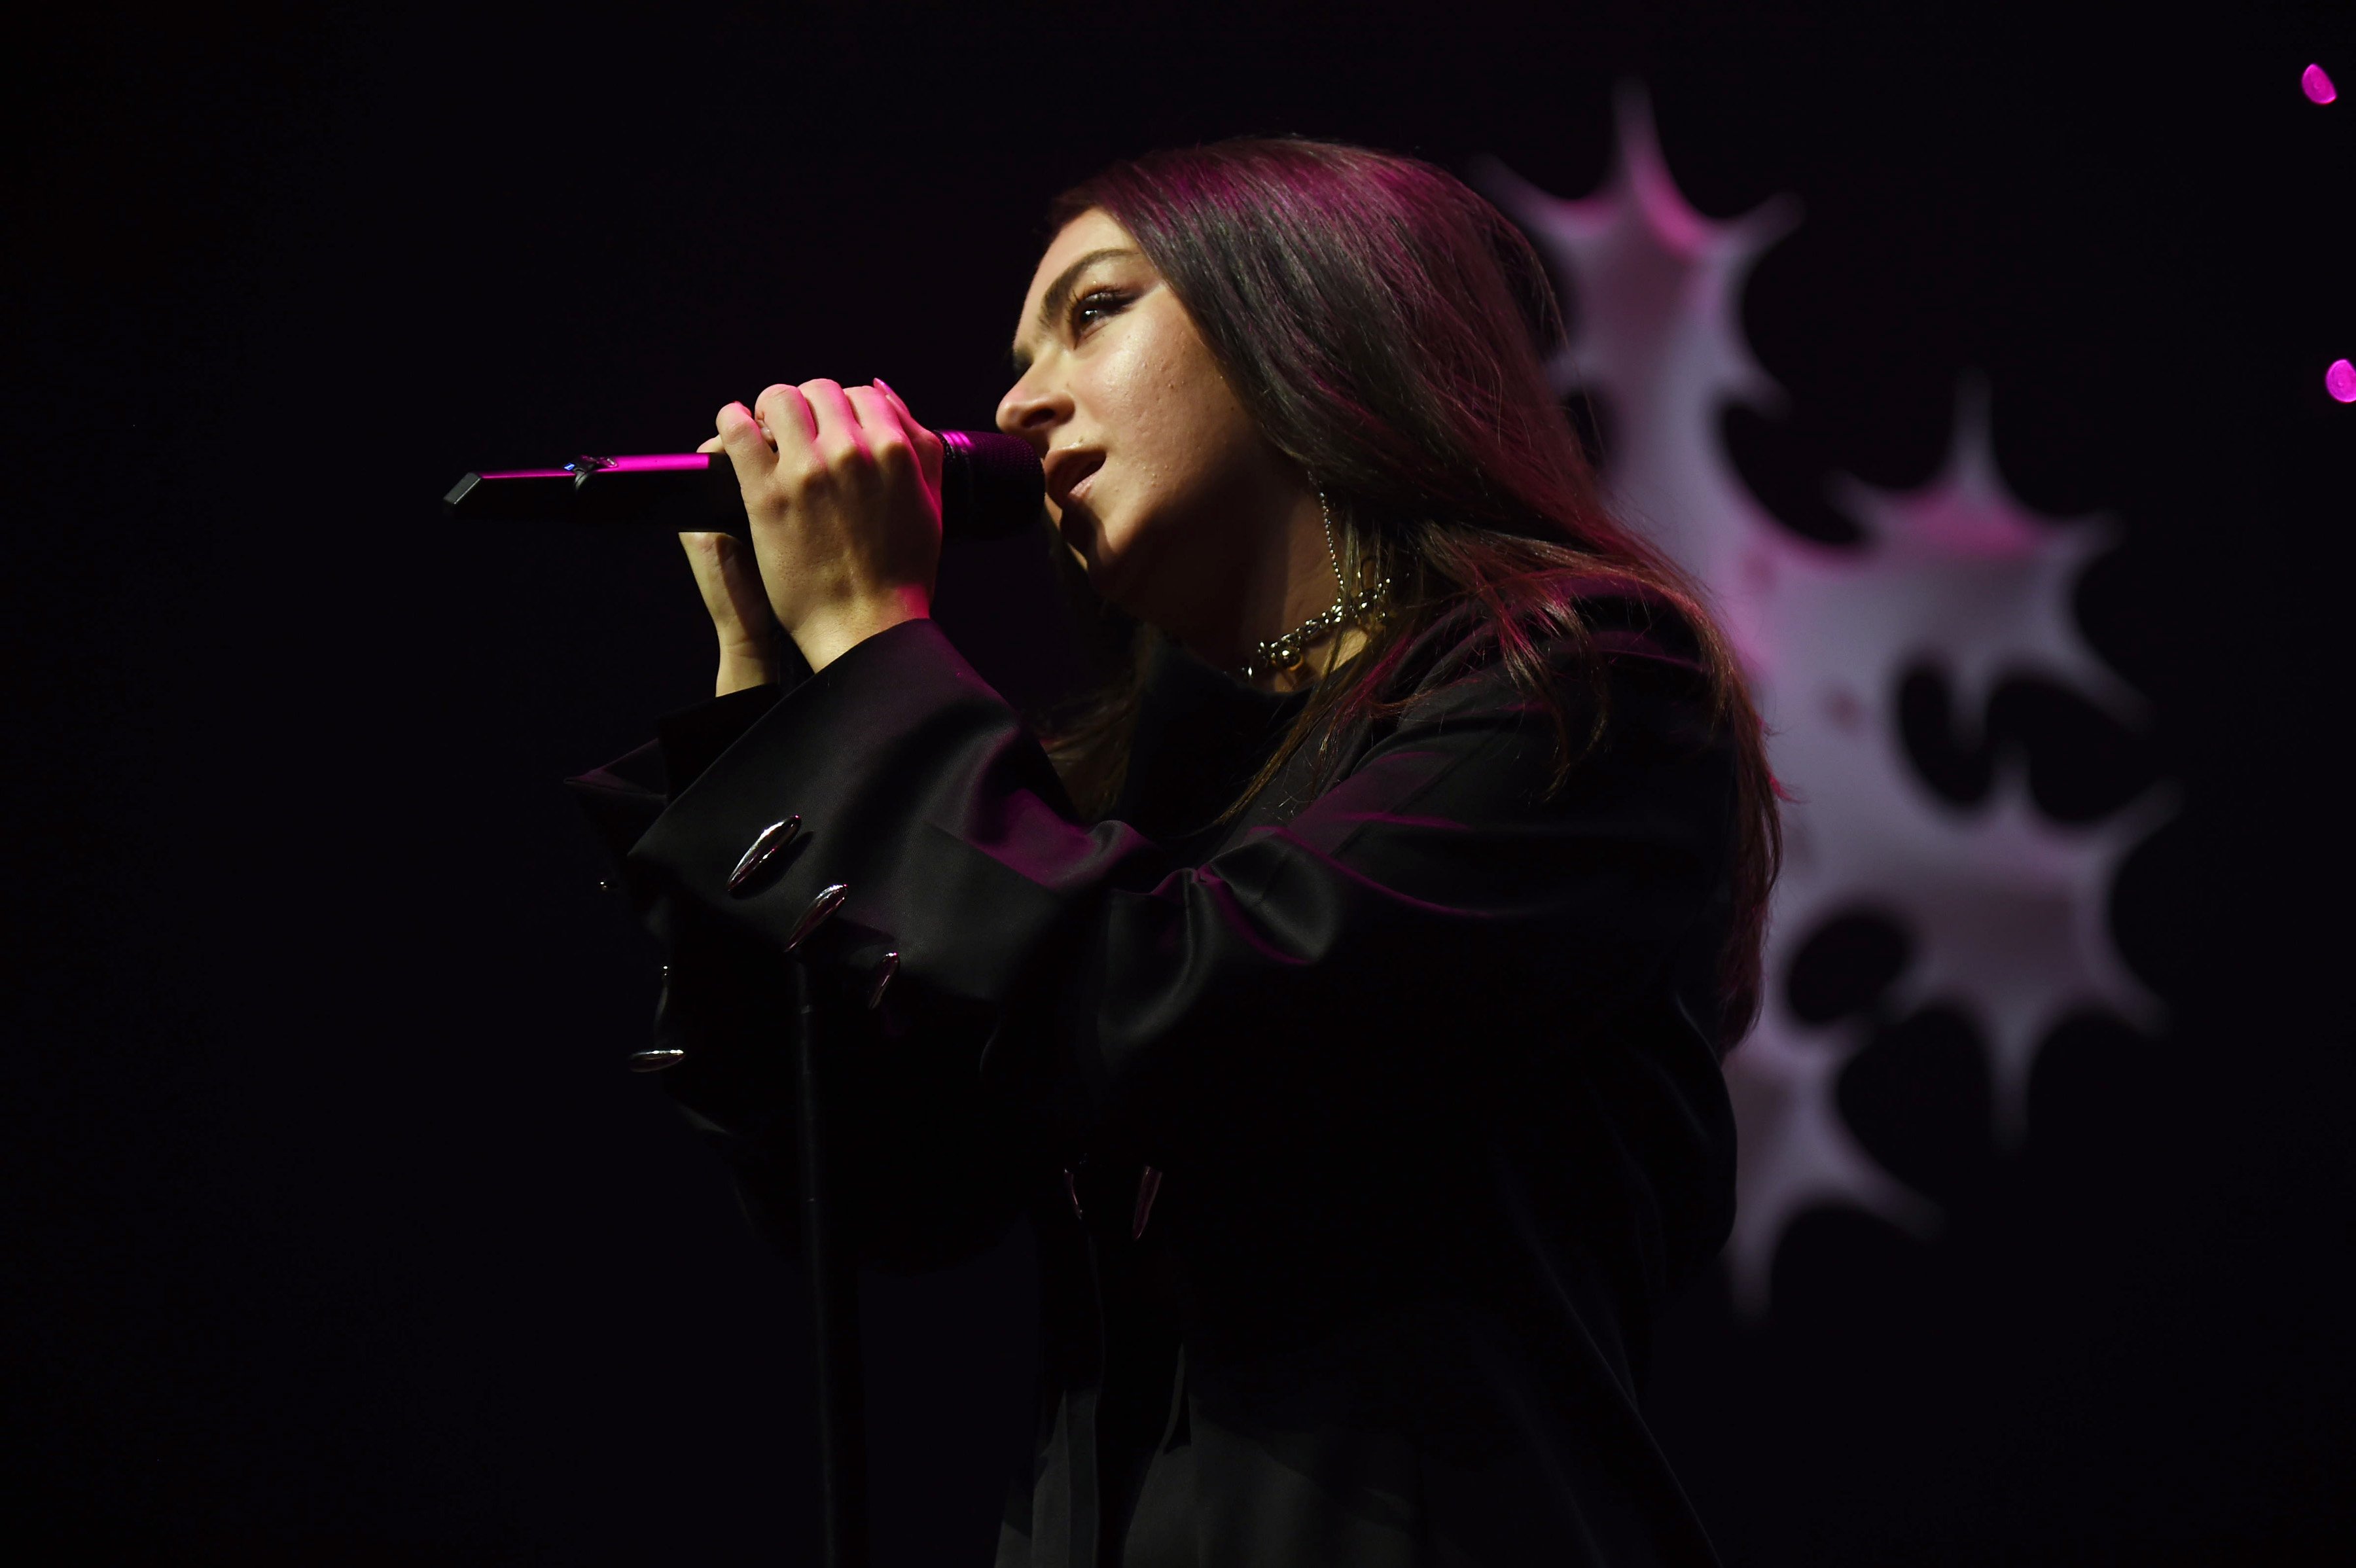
[{"left": 569, "top": 138, "right": 1778, "bottom": 1567}]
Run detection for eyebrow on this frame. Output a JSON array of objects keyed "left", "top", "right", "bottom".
[{"left": 1011, "top": 246, "right": 1139, "bottom": 370}]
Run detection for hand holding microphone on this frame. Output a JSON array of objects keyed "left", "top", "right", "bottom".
[
  {"left": 442, "top": 379, "right": 1044, "bottom": 687},
  {"left": 702, "top": 378, "right": 946, "bottom": 679}
]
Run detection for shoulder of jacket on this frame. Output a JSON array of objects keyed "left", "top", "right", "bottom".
[{"left": 1391, "top": 582, "right": 1712, "bottom": 717}]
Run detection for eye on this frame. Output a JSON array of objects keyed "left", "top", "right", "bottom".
[{"left": 1069, "top": 287, "right": 1132, "bottom": 336}]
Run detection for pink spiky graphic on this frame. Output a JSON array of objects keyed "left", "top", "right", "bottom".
[{"left": 1483, "top": 89, "right": 2165, "bottom": 1312}]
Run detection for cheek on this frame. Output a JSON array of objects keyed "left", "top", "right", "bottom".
[
  {"left": 1075, "top": 355, "right": 1177, "bottom": 552},
  {"left": 1067, "top": 303, "right": 1271, "bottom": 608},
  {"left": 1093, "top": 338, "right": 1180, "bottom": 463},
  {"left": 1102, "top": 322, "right": 1257, "bottom": 521}
]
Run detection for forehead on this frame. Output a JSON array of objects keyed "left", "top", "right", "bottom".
[{"left": 1030, "top": 207, "right": 1132, "bottom": 287}]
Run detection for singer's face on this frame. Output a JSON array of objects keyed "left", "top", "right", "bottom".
[{"left": 997, "top": 209, "right": 1295, "bottom": 630}]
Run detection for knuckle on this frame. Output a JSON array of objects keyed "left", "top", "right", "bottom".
[{"left": 813, "top": 425, "right": 866, "bottom": 463}]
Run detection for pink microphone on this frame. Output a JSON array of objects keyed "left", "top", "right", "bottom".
[{"left": 442, "top": 430, "right": 1045, "bottom": 541}]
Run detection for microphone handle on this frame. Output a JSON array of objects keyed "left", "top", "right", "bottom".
[{"left": 440, "top": 431, "right": 1044, "bottom": 543}]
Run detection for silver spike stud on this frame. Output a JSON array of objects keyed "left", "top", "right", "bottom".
[
  {"left": 783, "top": 883, "right": 850, "bottom": 954},
  {"left": 727, "top": 815, "right": 802, "bottom": 896},
  {"left": 865, "top": 952, "right": 901, "bottom": 1010}
]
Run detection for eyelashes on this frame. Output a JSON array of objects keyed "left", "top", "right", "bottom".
[
  {"left": 1069, "top": 287, "right": 1133, "bottom": 337},
  {"left": 1009, "top": 285, "right": 1132, "bottom": 375}
]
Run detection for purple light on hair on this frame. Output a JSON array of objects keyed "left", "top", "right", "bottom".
[
  {"left": 2304, "top": 63, "right": 2338, "bottom": 104},
  {"left": 2328, "top": 359, "right": 2356, "bottom": 404}
]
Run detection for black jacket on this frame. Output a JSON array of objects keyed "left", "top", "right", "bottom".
[{"left": 569, "top": 601, "right": 1739, "bottom": 1567}]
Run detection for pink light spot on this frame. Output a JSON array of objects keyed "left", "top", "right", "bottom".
[
  {"left": 2328, "top": 359, "right": 2356, "bottom": 404},
  {"left": 2304, "top": 63, "right": 2338, "bottom": 104}
]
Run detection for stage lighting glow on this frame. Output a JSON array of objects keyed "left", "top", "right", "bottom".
[
  {"left": 2328, "top": 359, "right": 2356, "bottom": 403},
  {"left": 2304, "top": 63, "right": 2338, "bottom": 104},
  {"left": 1484, "top": 95, "right": 2163, "bottom": 1311}
]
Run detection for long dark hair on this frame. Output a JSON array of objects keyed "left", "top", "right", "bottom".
[{"left": 1041, "top": 137, "right": 1779, "bottom": 1049}]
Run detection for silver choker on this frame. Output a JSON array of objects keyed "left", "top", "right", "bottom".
[{"left": 1241, "top": 491, "right": 1391, "bottom": 683}]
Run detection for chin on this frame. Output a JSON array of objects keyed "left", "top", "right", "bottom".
[
  {"left": 1081, "top": 551, "right": 1139, "bottom": 612},
  {"left": 1062, "top": 507, "right": 1138, "bottom": 601}
]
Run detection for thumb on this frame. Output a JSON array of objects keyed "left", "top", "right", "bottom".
[
  {"left": 680, "top": 531, "right": 768, "bottom": 644},
  {"left": 712, "top": 531, "right": 770, "bottom": 619}
]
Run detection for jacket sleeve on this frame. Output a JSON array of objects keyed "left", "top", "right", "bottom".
[
  {"left": 569, "top": 672, "right": 1039, "bottom": 1272},
  {"left": 563, "top": 683, "right": 785, "bottom": 866},
  {"left": 621, "top": 617, "right": 1739, "bottom": 1285}
]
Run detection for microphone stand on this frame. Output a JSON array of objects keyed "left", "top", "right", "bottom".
[{"left": 792, "top": 959, "right": 868, "bottom": 1568}]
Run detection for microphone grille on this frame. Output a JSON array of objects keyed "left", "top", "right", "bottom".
[{"left": 941, "top": 430, "right": 1046, "bottom": 541}]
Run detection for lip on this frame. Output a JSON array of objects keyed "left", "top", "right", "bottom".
[{"left": 1042, "top": 446, "right": 1105, "bottom": 509}]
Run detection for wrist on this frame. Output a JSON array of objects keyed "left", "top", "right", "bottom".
[
  {"left": 715, "top": 642, "right": 777, "bottom": 697},
  {"left": 788, "top": 588, "right": 931, "bottom": 673}
]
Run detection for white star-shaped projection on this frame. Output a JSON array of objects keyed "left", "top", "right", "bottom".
[{"left": 1482, "top": 89, "right": 2163, "bottom": 1312}]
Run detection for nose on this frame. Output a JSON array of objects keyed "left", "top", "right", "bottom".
[{"left": 995, "top": 365, "right": 1070, "bottom": 448}]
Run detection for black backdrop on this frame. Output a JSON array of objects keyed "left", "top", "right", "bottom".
[{"left": 9, "top": 2, "right": 2352, "bottom": 1563}]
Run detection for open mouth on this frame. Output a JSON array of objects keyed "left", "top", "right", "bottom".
[{"left": 1044, "top": 448, "right": 1105, "bottom": 510}]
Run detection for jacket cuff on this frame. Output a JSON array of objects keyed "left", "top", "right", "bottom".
[
  {"left": 563, "top": 741, "right": 668, "bottom": 867},
  {"left": 629, "top": 617, "right": 1065, "bottom": 993},
  {"left": 563, "top": 678, "right": 792, "bottom": 866},
  {"left": 658, "top": 681, "right": 785, "bottom": 793}
]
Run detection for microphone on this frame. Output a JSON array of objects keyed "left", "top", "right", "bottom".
[{"left": 441, "top": 430, "right": 1045, "bottom": 541}]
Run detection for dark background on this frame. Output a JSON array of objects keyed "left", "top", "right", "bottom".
[{"left": 8, "top": 1, "right": 2351, "bottom": 1563}]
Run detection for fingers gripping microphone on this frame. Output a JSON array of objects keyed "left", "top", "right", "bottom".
[{"left": 441, "top": 431, "right": 1045, "bottom": 541}]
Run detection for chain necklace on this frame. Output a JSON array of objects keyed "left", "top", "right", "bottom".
[{"left": 1241, "top": 490, "right": 1392, "bottom": 683}]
